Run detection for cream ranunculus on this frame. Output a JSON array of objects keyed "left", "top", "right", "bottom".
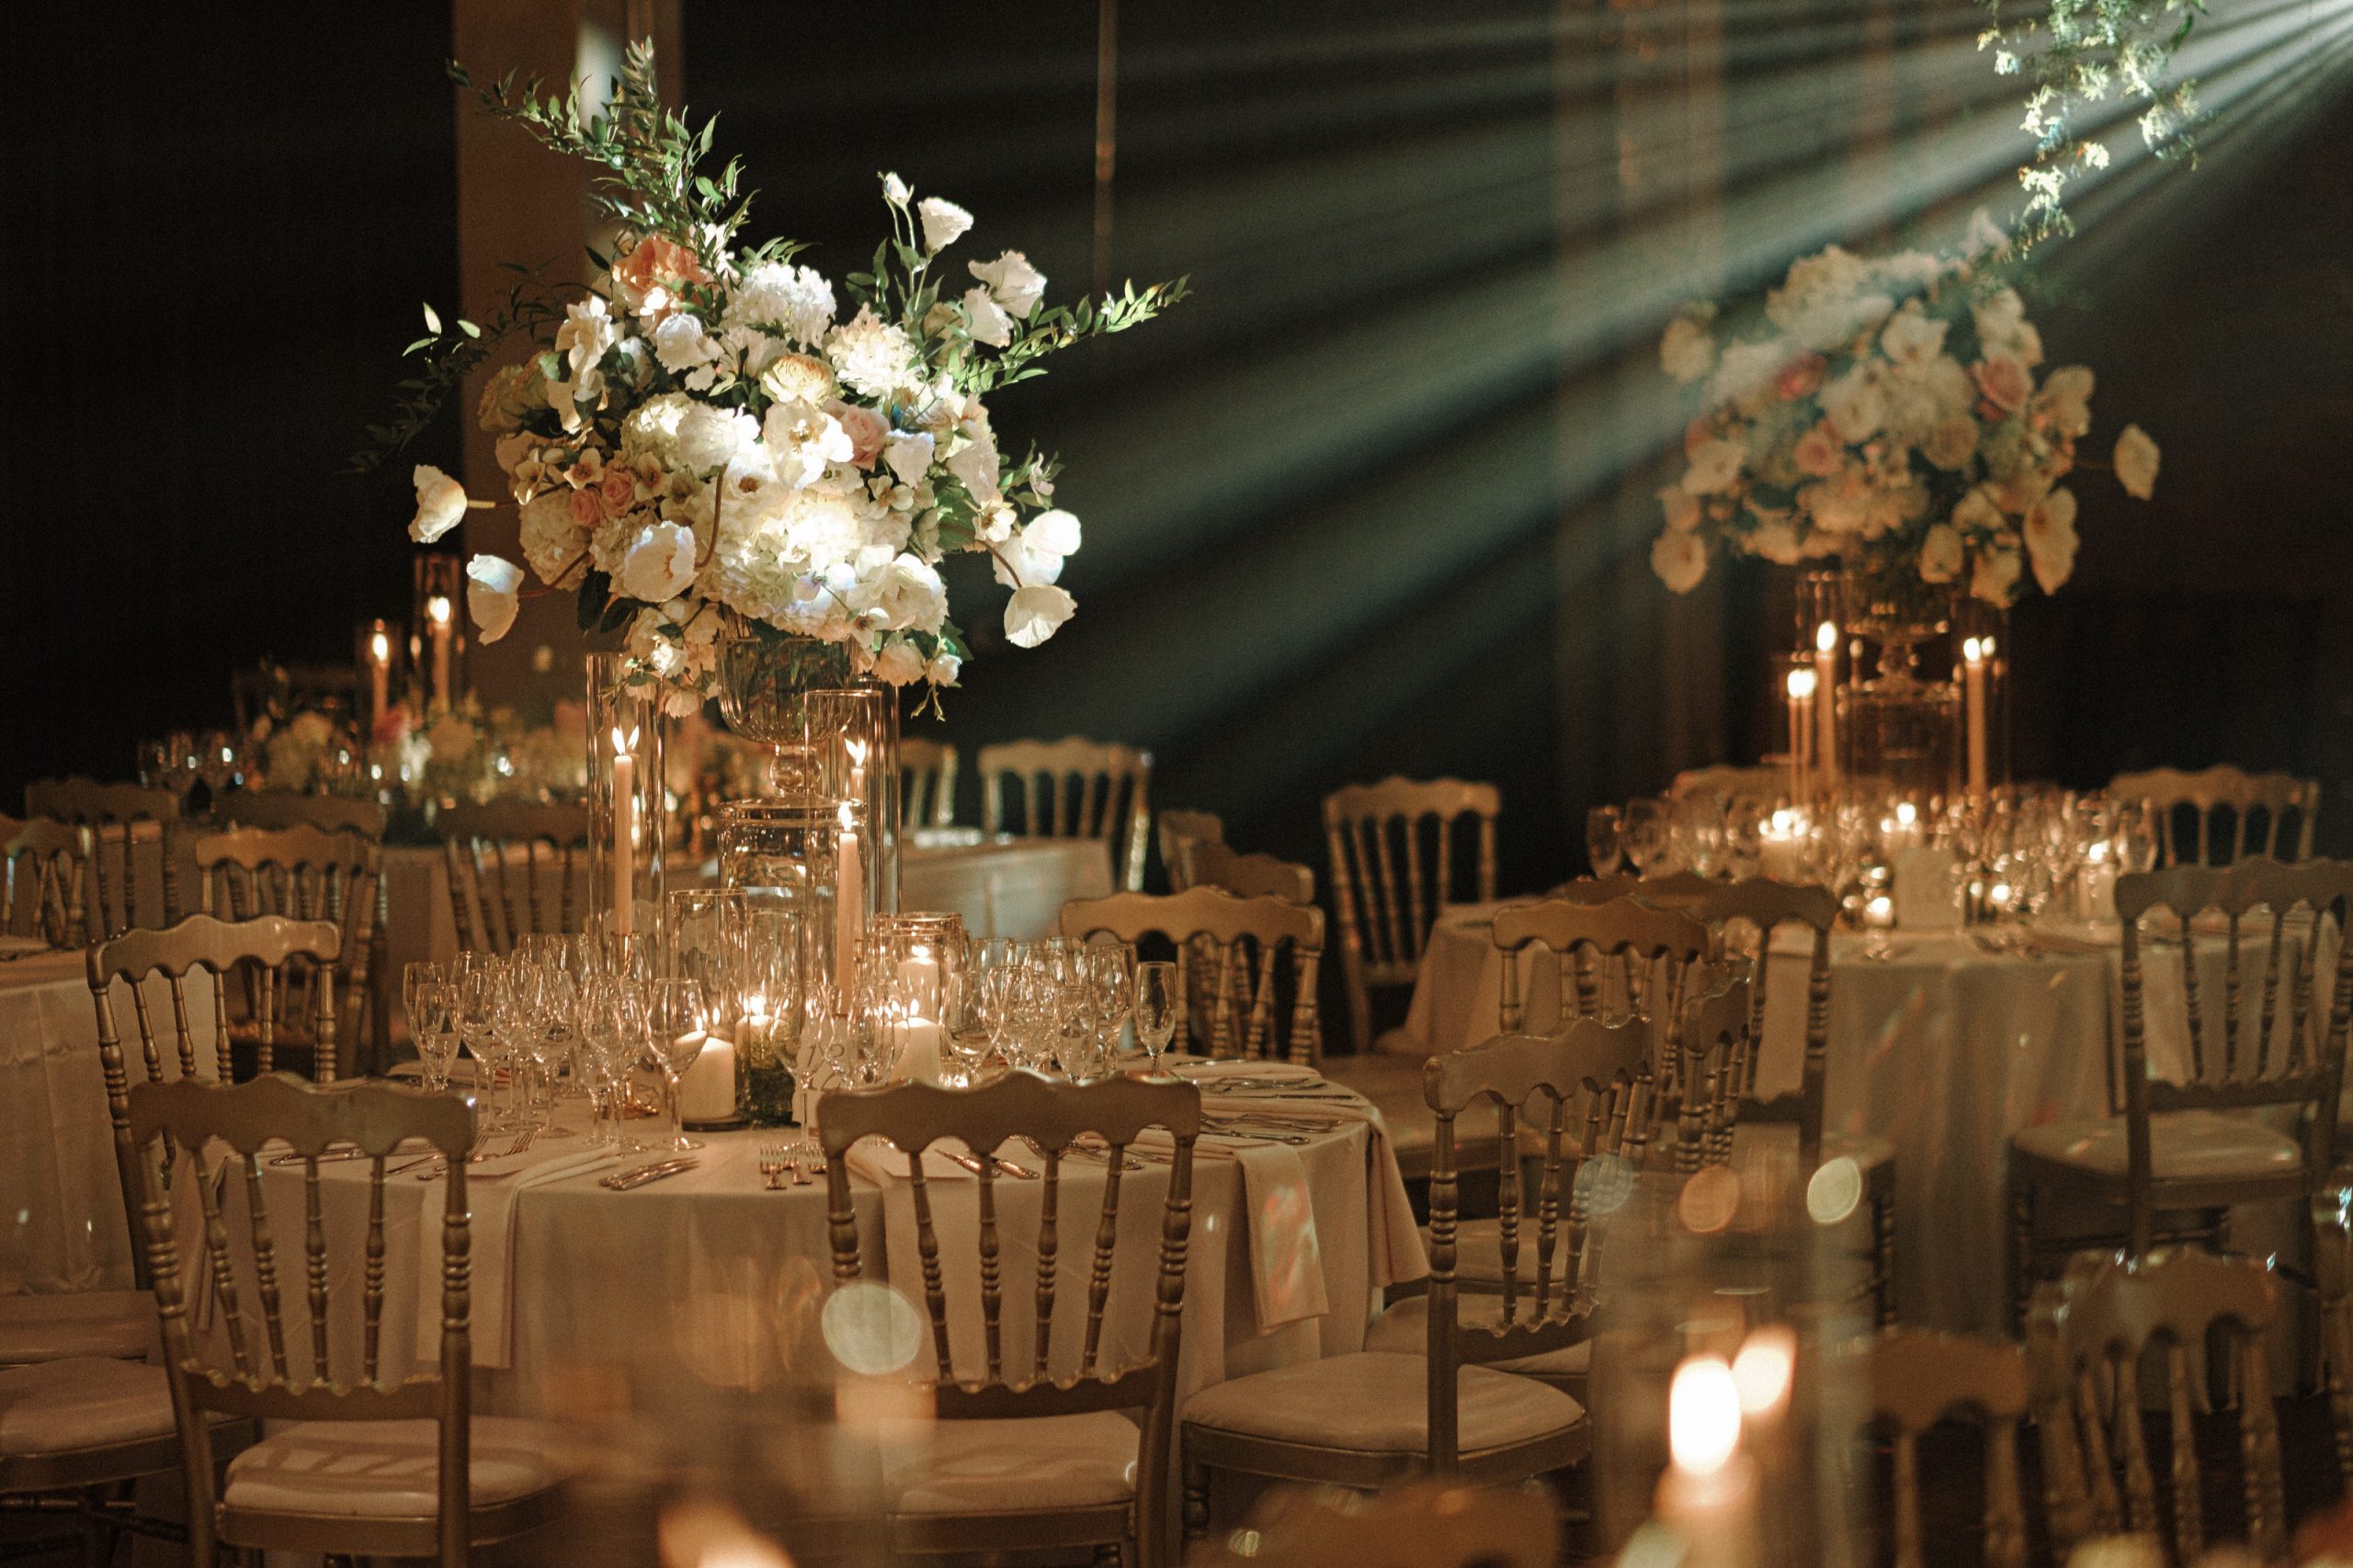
[
  {"left": 1918, "top": 523, "right": 1964, "bottom": 584},
  {"left": 2114, "top": 424, "right": 2160, "bottom": 500},
  {"left": 1005, "top": 583, "right": 1076, "bottom": 648},
  {"left": 1659, "top": 313, "right": 1716, "bottom": 384},
  {"left": 872, "top": 639, "right": 926, "bottom": 685},
  {"left": 2023, "top": 487, "right": 2080, "bottom": 594},
  {"left": 917, "top": 197, "right": 974, "bottom": 253},
  {"left": 409, "top": 464, "right": 471, "bottom": 543},
  {"left": 963, "top": 286, "right": 1014, "bottom": 348},
  {"left": 465, "top": 554, "right": 524, "bottom": 643},
  {"left": 1651, "top": 528, "right": 1708, "bottom": 593},
  {"left": 617, "top": 520, "right": 699, "bottom": 603},
  {"left": 969, "top": 250, "right": 1047, "bottom": 318}
]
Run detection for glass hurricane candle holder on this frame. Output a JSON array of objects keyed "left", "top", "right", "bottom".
[
  {"left": 809, "top": 686, "right": 902, "bottom": 916},
  {"left": 586, "top": 654, "right": 667, "bottom": 941},
  {"left": 716, "top": 797, "right": 868, "bottom": 1022},
  {"left": 412, "top": 555, "right": 468, "bottom": 714},
  {"left": 665, "top": 889, "right": 749, "bottom": 1128}
]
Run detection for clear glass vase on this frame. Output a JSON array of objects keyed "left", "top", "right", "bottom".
[
  {"left": 713, "top": 622, "right": 856, "bottom": 796},
  {"left": 1839, "top": 562, "right": 1959, "bottom": 804},
  {"left": 585, "top": 653, "right": 667, "bottom": 940}
]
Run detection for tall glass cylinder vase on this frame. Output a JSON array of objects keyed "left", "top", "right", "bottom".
[
  {"left": 808, "top": 687, "right": 902, "bottom": 915},
  {"left": 412, "top": 555, "right": 468, "bottom": 714},
  {"left": 585, "top": 653, "right": 668, "bottom": 943},
  {"left": 716, "top": 798, "right": 864, "bottom": 1012},
  {"left": 1794, "top": 571, "right": 1844, "bottom": 799},
  {"left": 1839, "top": 562, "right": 1958, "bottom": 806}
]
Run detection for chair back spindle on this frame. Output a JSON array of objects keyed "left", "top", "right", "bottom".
[
  {"left": 979, "top": 738, "right": 1153, "bottom": 892},
  {"left": 1322, "top": 778, "right": 1500, "bottom": 1054}
]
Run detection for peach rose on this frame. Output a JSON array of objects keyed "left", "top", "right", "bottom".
[
  {"left": 1776, "top": 353, "right": 1827, "bottom": 401},
  {"left": 601, "top": 468, "right": 639, "bottom": 514},
  {"left": 569, "top": 487, "right": 601, "bottom": 528},
  {"left": 613, "top": 233, "right": 709, "bottom": 316},
  {"left": 827, "top": 399, "right": 890, "bottom": 470},
  {"left": 1972, "top": 354, "right": 2032, "bottom": 415},
  {"left": 1793, "top": 425, "right": 1842, "bottom": 478}
]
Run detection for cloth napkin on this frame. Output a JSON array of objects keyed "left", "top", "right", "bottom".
[
  {"left": 843, "top": 1136, "right": 982, "bottom": 1187},
  {"left": 1133, "top": 1125, "right": 1328, "bottom": 1331},
  {"left": 415, "top": 1145, "right": 620, "bottom": 1368}
]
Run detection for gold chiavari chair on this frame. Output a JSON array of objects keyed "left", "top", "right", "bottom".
[
  {"left": 2006, "top": 858, "right": 2353, "bottom": 1330},
  {"left": 1181, "top": 1023, "right": 1607, "bottom": 1530},
  {"left": 1060, "top": 887, "right": 1324, "bottom": 1065},
  {"left": 192, "top": 824, "right": 384, "bottom": 1078},
  {"left": 92, "top": 912, "right": 344, "bottom": 1106},
  {"left": 1635, "top": 876, "right": 1896, "bottom": 1324},
  {"left": 901, "top": 735, "right": 960, "bottom": 829},
  {"left": 1, "top": 812, "right": 86, "bottom": 949},
  {"left": 1856, "top": 1329, "right": 2032, "bottom": 1568},
  {"left": 817, "top": 1071, "right": 1200, "bottom": 1568},
  {"left": 1181, "top": 839, "right": 1314, "bottom": 905},
  {"left": 216, "top": 789, "right": 388, "bottom": 839},
  {"left": 24, "top": 777, "right": 183, "bottom": 941},
  {"left": 2109, "top": 766, "right": 2321, "bottom": 867},
  {"left": 980, "top": 737, "right": 1154, "bottom": 892},
  {"left": 1323, "top": 778, "right": 1499, "bottom": 1056},
  {"left": 437, "top": 801, "right": 592, "bottom": 953},
  {"left": 127, "top": 1073, "right": 571, "bottom": 1566},
  {"left": 1158, "top": 809, "right": 1224, "bottom": 892},
  {"left": 2028, "top": 1247, "right": 2299, "bottom": 1565},
  {"left": 1184, "top": 1482, "right": 1559, "bottom": 1568}
]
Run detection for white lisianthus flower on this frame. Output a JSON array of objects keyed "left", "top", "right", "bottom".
[
  {"left": 962, "top": 286, "right": 1014, "bottom": 348},
  {"left": 409, "top": 464, "right": 470, "bottom": 543},
  {"left": 676, "top": 404, "right": 760, "bottom": 476},
  {"left": 883, "top": 431, "right": 936, "bottom": 486},
  {"left": 1026, "top": 507, "right": 1083, "bottom": 562},
  {"left": 617, "top": 520, "right": 699, "bottom": 602},
  {"left": 650, "top": 312, "right": 722, "bottom": 384},
  {"left": 1679, "top": 437, "right": 1745, "bottom": 496},
  {"left": 946, "top": 431, "right": 1002, "bottom": 505},
  {"left": 724, "top": 262, "right": 836, "bottom": 347},
  {"left": 1651, "top": 528, "right": 1708, "bottom": 593},
  {"left": 881, "top": 171, "right": 911, "bottom": 205},
  {"left": 990, "top": 511, "right": 1078, "bottom": 589},
  {"left": 1659, "top": 313, "right": 1716, "bottom": 384},
  {"left": 917, "top": 197, "right": 974, "bottom": 253},
  {"left": 825, "top": 306, "right": 919, "bottom": 399},
  {"left": 2023, "top": 487, "right": 2079, "bottom": 594},
  {"left": 925, "top": 651, "right": 961, "bottom": 687},
  {"left": 2114, "top": 424, "right": 2160, "bottom": 499},
  {"left": 1918, "top": 523, "right": 1964, "bottom": 584},
  {"left": 1971, "top": 542, "right": 2023, "bottom": 605},
  {"left": 969, "top": 250, "right": 1047, "bottom": 318},
  {"left": 549, "top": 296, "right": 620, "bottom": 431},
  {"left": 872, "top": 640, "right": 926, "bottom": 685},
  {"left": 761, "top": 400, "right": 853, "bottom": 488},
  {"left": 465, "top": 554, "right": 524, "bottom": 643},
  {"left": 1005, "top": 584, "right": 1076, "bottom": 648}
]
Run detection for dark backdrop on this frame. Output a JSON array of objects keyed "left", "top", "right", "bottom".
[{"left": 6, "top": 2, "right": 2348, "bottom": 880}]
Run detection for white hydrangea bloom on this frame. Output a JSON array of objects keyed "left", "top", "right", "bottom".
[
  {"left": 724, "top": 262, "right": 836, "bottom": 347},
  {"left": 825, "top": 306, "right": 919, "bottom": 399}
]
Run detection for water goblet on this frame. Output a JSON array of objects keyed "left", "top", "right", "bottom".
[
  {"left": 450, "top": 959, "right": 509, "bottom": 1131},
  {"left": 1083, "top": 943, "right": 1136, "bottom": 1062},
  {"left": 1133, "top": 960, "right": 1178, "bottom": 1071},
  {"left": 411, "top": 982, "right": 460, "bottom": 1094}
]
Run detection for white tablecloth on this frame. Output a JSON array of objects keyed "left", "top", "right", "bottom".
[
  {"left": 0, "top": 949, "right": 218, "bottom": 1293},
  {"left": 1404, "top": 903, "right": 2331, "bottom": 1335}
]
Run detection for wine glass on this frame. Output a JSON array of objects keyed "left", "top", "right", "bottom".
[
  {"left": 642, "top": 977, "right": 709, "bottom": 1152},
  {"left": 2114, "top": 801, "right": 2159, "bottom": 875},
  {"left": 525, "top": 967, "right": 580, "bottom": 1136},
  {"left": 411, "top": 982, "right": 460, "bottom": 1093},
  {"left": 580, "top": 976, "right": 646, "bottom": 1149},
  {"left": 402, "top": 960, "right": 445, "bottom": 1052},
  {"left": 1623, "top": 799, "right": 1670, "bottom": 878},
  {"left": 1586, "top": 806, "right": 1624, "bottom": 878},
  {"left": 450, "top": 957, "right": 508, "bottom": 1131},
  {"left": 1133, "top": 961, "right": 1178, "bottom": 1070},
  {"left": 1083, "top": 943, "right": 1136, "bottom": 1062}
]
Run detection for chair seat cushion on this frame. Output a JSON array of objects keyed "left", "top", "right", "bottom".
[
  {"left": 2012, "top": 1110, "right": 2303, "bottom": 1180},
  {"left": 223, "top": 1415, "right": 569, "bottom": 1519},
  {"left": 0, "top": 1358, "right": 178, "bottom": 1456},
  {"left": 883, "top": 1411, "right": 1138, "bottom": 1517},
  {"left": 1181, "top": 1352, "right": 1583, "bottom": 1458},
  {"left": 1363, "top": 1296, "right": 1590, "bottom": 1378},
  {"left": 0, "top": 1291, "right": 158, "bottom": 1364}
]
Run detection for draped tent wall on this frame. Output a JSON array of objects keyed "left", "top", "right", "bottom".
[{"left": 3, "top": 0, "right": 2351, "bottom": 869}]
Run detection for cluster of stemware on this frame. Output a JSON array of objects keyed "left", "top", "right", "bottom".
[{"left": 961, "top": 937, "right": 1178, "bottom": 1080}]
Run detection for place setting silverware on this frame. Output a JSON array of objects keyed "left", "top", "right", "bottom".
[
  {"left": 757, "top": 1143, "right": 812, "bottom": 1189},
  {"left": 599, "top": 1157, "right": 700, "bottom": 1191}
]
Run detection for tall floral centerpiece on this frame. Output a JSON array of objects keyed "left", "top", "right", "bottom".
[{"left": 1650, "top": 220, "right": 2160, "bottom": 794}]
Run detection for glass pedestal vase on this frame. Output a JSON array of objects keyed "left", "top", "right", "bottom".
[
  {"left": 585, "top": 653, "right": 668, "bottom": 943},
  {"left": 715, "top": 623, "right": 851, "bottom": 797},
  {"left": 1839, "top": 564, "right": 1959, "bottom": 805}
]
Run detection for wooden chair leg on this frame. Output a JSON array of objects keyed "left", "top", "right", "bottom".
[
  {"left": 1182, "top": 1460, "right": 1211, "bottom": 1543},
  {"left": 1871, "top": 1168, "right": 1897, "bottom": 1329},
  {"left": 2006, "top": 1165, "right": 2037, "bottom": 1338}
]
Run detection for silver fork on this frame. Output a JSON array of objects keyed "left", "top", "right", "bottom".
[{"left": 758, "top": 1143, "right": 790, "bottom": 1190}]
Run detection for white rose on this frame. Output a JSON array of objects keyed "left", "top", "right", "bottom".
[
  {"left": 1917, "top": 523, "right": 1964, "bottom": 584},
  {"left": 1004, "top": 583, "right": 1076, "bottom": 648},
  {"left": 872, "top": 640, "right": 926, "bottom": 685},
  {"left": 409, "top": 464, "right": 470, "bottom": 543},
  {"left": 676, "top": 403, "right": 759, "bottom": 475},
  {"left": 1679, "top": 437, "right": 1745, "bottom": 496},
  {"left": 925, "top": 652, "right": 961, "bottom": 687},
  {"left": 883, "top": 431, "right": 936, "bottom": 486},
  {"left": 881, "top": 171, "right": 911, "bottom": 206},
  {"left": 917, "top": 197, "right": 974, "bottom": 253},
  {"left": 2023, "top": 487, "right": 2079, "bottom": 595},
  {"left": 617, "top": 520, "right": 699, "bottom": 603},
  {"left": 1659, "top": 315, "right": 1715, "bottom": 384},
  {"left": 1651, "top": 528, "right": 1708, "bottom": 594},
  {"left": 651, "top": 312, "right": 721, "bottom": 381},
  {"left": 969, "top": 250, "right": 1047, "bottom": 318},
  {"left": 465, "top": 554, "right": 524, "bottom": 644},
  {"left": 2113, "top": 424, "right": 2160, "bottom": 500},
  {"left": 962, "top": 286, "right": 1014, "bottom": 348}
]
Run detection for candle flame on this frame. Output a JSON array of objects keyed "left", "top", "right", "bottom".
[
  {"left": 1894, "top": 801, "right": 1918, "bottom": 827},
  {"left": 611, "top": 726, "right": 638, "bottom": 756},
  {"left": 1668, "top": 1356, "right": 1742, "bottom": 1475},
  {"left": 1786, "top": 667, "right": 1817, "bottom": 700},
  {"left": 1732, "top": 1327, "right": 1796, "bottom": 1417},
  {"left": 369, "top": 631, "right": 391, "bottom": 663},
  {"left": 426, "top": 595, "right": 452, "bottom": 626},
  {"left": 1813, "top": 620, "right": 1837, "bottom": 654},
  {"left": 845, "top": 737, "right": 869, "bottom": 766},
  {"left": 837, "top": 801, "right": 856, "bottom": 831},
  {"left": 1961, "top": 636, "right": 1984, "bottom": 663}
]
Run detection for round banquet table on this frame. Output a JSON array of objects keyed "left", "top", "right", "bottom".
[{"left": 1402, "top": 901, "right": 2336, "bottom": 1336}]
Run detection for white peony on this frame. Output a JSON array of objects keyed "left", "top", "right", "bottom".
[
  {"left": 1679, "top": 437, "right": 1745, "bottom": 496},
  {"left": 676, "top": 403, "right": 760, "bottom": 475},
  {"left": 465, "top": 554, "right": 524, "bottom": 643},
  {"left": 724, "top": 262, "right": 835, "bottom": 347},
  {"left": 761, "top": 400, "right": 853, "bottom": 488},
  {"left": 2023, "top": 487, "right": 2079, "bottom": 594},
  {"left": 1004, "top": 584, "right": 1075, "bottom": 648},
  {"left": 1660, "top": 314, "right": 1716, "bottom": 384},
  {"left": 857, "top": 554, "right": 949, "bottom": 633},
  {"left": 825, "top": 306, "right": 919, "bottom": 399},
  {"left": 409, "top": 464, "right": 470, "bottom": 543},
  {"left": 872, "top": 640, "right": 926, "bottom": 685},
  {"left": 917, "top": 197, "right": 974, "bottom": 253},
  {"left": 969, "top": 250, "right": 1047, "bottom": 318},
  {"left": 1918, "top": 523, "right": 1964, "bottom": 584},
  {"left": 2114, "top": 425, "right": 2160, "bottom": 499},
  {"left": 650, "top": 312, "right": 722, "bottom": 384},
  {"left": 617, "top": 520, "right": 699, "bottom": 603},
  {"left": 883, "top": 430, "right": 936, "bottom": 486},
  {"left": 1651, "top": 528, "right": 1709, "bottom": 593},
  {"left": 962, "top": 286, "right": 1014, "bottom": 347}
]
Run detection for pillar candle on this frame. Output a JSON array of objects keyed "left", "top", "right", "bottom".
[
  {"left": 679, "top": 1033, "right": 736, "bottom": 1121},
  {"left": 427, "top": 596, "right": 454, "bottom": 710},
  {"left": 1655, "top": 1356, "right": 1757, "bottom": 1568},
  {"left": 895, "top": 1014, "right": 943, "bottom": 1085},
  {"left": 835, "top": 802, "right": 863, "bottom": 999},
  {"left": 1813, "top": 619, "right": 1840, "bottom": 791},
  {"left": 609, "top": 729, "right": 636, "bottom": 937},
  {"left": 367, "top": 628, "right": 392, "bottom": 726},
  {"left": 1962, "top": 636, "right": 1991, "bottom": 802},
  {"left": 1785, "top": 667, "right": 1816, "bottom": 803}
]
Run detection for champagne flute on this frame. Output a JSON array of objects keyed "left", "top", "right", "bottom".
[
  {"left": 1132, "top": 960, "right": 1178, "bottom": 1070},
  {"left": 402, "top": 959, "right": 445, "bottom": 1053},
  {"left": 642, "top": 977, "right": 708, "bottom": 1152},
  {"left": 1586, "top": 806, "right": 1624, "bottom": 878}
]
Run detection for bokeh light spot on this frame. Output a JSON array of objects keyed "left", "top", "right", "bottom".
[{"left": 822, "top": 1281, "right": 924, "bottom": 1375}]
